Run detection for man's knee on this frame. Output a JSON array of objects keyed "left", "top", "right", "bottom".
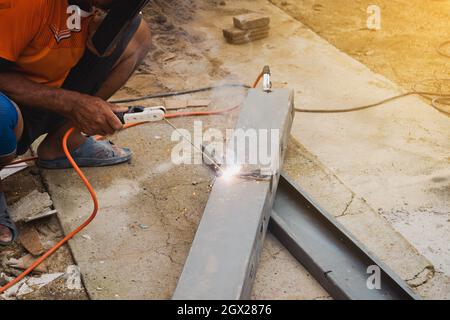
[
  {"left": 0, "top": 93, "right": 19, "bottom": 165},
  {"left": 132, "top": 19, "right": 152, "bottom": 62},
  {"left": 113, "top": 18, "right": 151, "bottom": 72}
]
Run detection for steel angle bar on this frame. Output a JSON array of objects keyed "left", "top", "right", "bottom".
[
  {"left": 173, "top": 89, "right": 295, "bottom": 300},
  {"left": 270, "top": 174, "right": 420, "bottom": 300}
]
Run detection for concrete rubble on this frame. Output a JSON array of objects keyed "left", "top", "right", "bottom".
[
  {"left": 10, "top": 190, "right": 55, "bottom": 223},
  {"left": 0, "top": 272, "right": 64, "bottom": 300},
  {"left": 0, "top": 164, "right": 28, "bottom": 181},
  {"left": 6, "top": 254, "right": 48, "bottom": 273},
  {"left": 0, "top": 164, "right": 88, "bottom": 300},
  {"left": 18, "top": 226, "right": 45, "bottom": 256},
  {"left": 65, "top": 265, "right": 83, "bottom": 291}
]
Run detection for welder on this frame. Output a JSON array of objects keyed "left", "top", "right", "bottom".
[{"left": 0, "top": 0, "right": 151, "bottom": 245}]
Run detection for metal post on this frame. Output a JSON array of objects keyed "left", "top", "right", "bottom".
[{"left": 173, "top": 89, "right": 294, "bottom": 300}]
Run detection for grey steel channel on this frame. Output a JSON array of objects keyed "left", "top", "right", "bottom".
[{"left": 270, "top": 173, "right": 420, "bottom": 300}]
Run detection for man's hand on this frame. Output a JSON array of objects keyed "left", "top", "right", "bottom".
[
  {"left": 0, "top": 71, "right": 128, "bottom": 136},
  {"left": 65, "top": 93, "right": 128, "bottom": 136}
]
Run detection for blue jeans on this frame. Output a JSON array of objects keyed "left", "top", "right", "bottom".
[{"left": 0, "top": 92, "right": 18, "bottom": 158}]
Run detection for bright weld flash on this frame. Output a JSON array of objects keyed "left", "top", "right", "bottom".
[{"left": 221, "top": 165, "right": 242, "bottom": 180}]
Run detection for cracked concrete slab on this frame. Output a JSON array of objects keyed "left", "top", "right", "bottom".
[
  {"left": 178, "top": 0, "right": 449, "bottom": 298},
  {"left": 40, "top": 0, "right": 448, "bottom": 299},
  {"left": 281, "top": 139, "right": 444, "bottom": 298}
]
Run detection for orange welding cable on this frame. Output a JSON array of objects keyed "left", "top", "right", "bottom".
[
  {"left": 0, "top": 106, "right": 240, "bottom": 294},
  {"left": 252, "top": 70, "right": 264, "bottom": 89},
  {"left": 0, "top": 127, "right": 99, "bottom": 294}
]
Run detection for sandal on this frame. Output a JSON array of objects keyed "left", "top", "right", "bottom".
[
  {"left": 0, "top": 192, "right": 18, "bottom": 246},
  {"left": 37, "top": 137, "right": 132, "bottom": 169}
]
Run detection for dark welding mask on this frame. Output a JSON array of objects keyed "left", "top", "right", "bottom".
[{"left": 92, "top": 0, "right": 150, "bottom": 56}]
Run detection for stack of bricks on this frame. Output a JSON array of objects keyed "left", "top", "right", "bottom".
[{"left": 223, "top": 13, "right": 270, "bottom": 45}]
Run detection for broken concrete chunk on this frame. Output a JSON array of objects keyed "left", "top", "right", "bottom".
[
  {"left": 65, "top": 265, "right": 82, "bottom": 290},
  {"left": 16, "top": 282, "right": 34, "bottom": 296},
  {"left": 18, "top": 225, "right": 45, "bottom": 256},
  {"left": 7, "top": 254, "right": 48, "bottom": 273},
  {"left": 10, "top": 190, "right": 53, "bottom": 223},
  {"left": 1, "top": 272, "right": 64, "bottom": 299},
  {"left": 0, "top": 273, "right": 13, "bottom": 287},
  {"left": 28, "top": 273, "right": 64, "bottom": 287},
  {"left": 0, "top": 163, "right": 28, "bottom": 180},
  {"left": 23, "top": 209, "right": 58, "bottom": 223},
  {"left": 233, "top": 13, "right": 270, "bottom": 30}
]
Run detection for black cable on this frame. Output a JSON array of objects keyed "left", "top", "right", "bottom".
[
  {"left": 295, "top": 79, "right": 450, "bottom": 116},
  {"left": 109, "top": 83, "right": 251, "bottom": 104},
  {"left": 295, "top": 93, "right": 414, "bottom": 114},
  {"left": 110, "top": 80, "right": 450, "bottom": 116}
]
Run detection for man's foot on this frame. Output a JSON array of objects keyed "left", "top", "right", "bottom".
[
  {"left": 36, "top": 125, "right": 131, "bottom": 169},
  {"left": 0, "top": 225, "right": 13, "bottom": 244},
  {"left": 37, "top": 128, "right": 88, "bottom": 161},
  {"left": 37, "top": 137, "right": 132, "bottom": 169},
  {"left": 0, "top": 192, "right": 18, "bottom": 246}
]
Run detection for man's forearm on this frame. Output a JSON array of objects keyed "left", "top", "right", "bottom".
[
  {"left": 0, "top": 71, "right": 126, "bottom": 136},
  {"left": 0, "top": 72, "right": 78, "bottom": 116}
]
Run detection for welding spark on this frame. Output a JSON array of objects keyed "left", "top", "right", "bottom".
[{"left": 221, "top": 165, "right": 242, "bottom": 180}]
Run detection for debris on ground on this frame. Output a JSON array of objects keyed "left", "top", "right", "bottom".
[
  {"left": 1, "top": 166, "right": 88, "bottom": 300},
  {"left": 18, "top": 225, "right": 45, "bottom": 256},
  {"left": 6, "top": 254, "right": 48, "bottom": 273},
  {"left": 10, "top": 190, "right": 54, "bottom": 223},
  {"left": 138, "top": 224, "right": 149, "bottom": 230},
  {"left": 81, "top": 235, "right": 92, "bottom": 241},
  {"left": 161, "top": 52, "right": 177, "bottom": 62},
  {"left": 223, "top": 12, "right": 270, "bottom": 44},
  {"left": 0, "top": 163, "right": 28, "bottom": 180},
  {"left": 65, "top": 265, "right": 82, "bottom": 291},
  {"left": 0, "top": 272, "right": 64, "bottom": 300}
]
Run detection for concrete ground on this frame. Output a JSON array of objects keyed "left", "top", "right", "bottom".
[
  {"left": 41, "top": 0, "right": 449, "bottom": 299},
  {"left": 270, "top": 0, "right": 450, "bottom": 88}
]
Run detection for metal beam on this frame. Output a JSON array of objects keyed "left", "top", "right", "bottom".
[
  {"left": 270, "top": 174, "right": 420, "bottom": 300},
  {"left": 173, "top": 89, "right": 294, "bottom": 300}
]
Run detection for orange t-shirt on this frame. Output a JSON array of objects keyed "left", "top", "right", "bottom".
[{"left": 0, "top": 0, "right": 92, "bottom": 88}]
